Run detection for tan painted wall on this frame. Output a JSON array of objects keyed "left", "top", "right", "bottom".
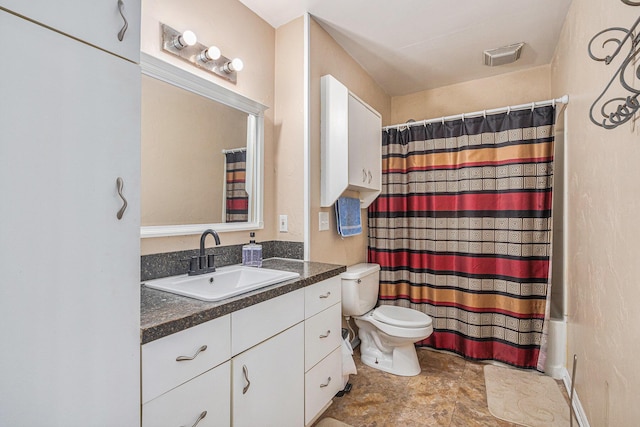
[
  {"left": 391, "top": 65, "right": 551, "bottom": 125},
  {"left": 551, "top": 1, "right": 640, "bottom": 424},
  {"left": 274, "top": 17, "right": 305, "bottom": 242},
  {"left": 140, "top": 0, "right": 275, "bottom": 255},
  {"left": 309, "top": 18, "right": 391, "bottom": 265}
]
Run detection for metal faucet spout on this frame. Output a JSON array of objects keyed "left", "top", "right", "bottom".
[
  {"left": 200, "top": 229, "right": 221, "bottom": 255},
  {"left": 188, "top": 229, "right": 221, "bottom": 276}
]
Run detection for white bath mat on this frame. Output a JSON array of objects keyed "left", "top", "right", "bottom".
[
  {"left": 484, "top": 365, "right": 570, "bottom": 427},
  {"left": 315, "top": 417, "right": 353, "bottom": 427}
]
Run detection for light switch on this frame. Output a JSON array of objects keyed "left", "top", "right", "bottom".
[
  {"left": 319, "top": 212, "right": 330, "bottom": 231},
  {"left": 279, "top": 215, "right": 288, "bottom": 232}
]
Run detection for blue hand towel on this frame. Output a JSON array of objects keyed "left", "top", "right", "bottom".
[{"left": 335, "top": 197, "right": 362, "bottom": 237}]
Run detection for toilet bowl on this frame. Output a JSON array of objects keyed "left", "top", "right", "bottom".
[{"left": 341, "top": 263, "right": 433, "bottom": 376}]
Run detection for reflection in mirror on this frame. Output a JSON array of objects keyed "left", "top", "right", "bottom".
[
  {"left": 140, "top": 53, "right": 266, "bottom": 238},
  {"left": 141, "top": 75, "right": 248, "bottom": 226}
]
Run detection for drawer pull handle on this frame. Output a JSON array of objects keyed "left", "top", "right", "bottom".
[
  {"left": 116, "top": 177, "right": 128, "bottom": 220},
  {"left": 180, "top": 410, "right": 207, "bottom": 427},
  {"left": 117, "top": 0, "right": 129, "bottom": 41},
  {"left": 176, "top": 345, "right": 207, "bottom": 361},
  {"left": 242, "top": 365, "right": 251, "bottom": 394},
  {"left": 319, "top": 292, "right": 331, "bottom": 299},
  {"left": 319, "top": 330, "right": 331, "bottom": 339},
  {"left": 320, "top": 377, "right": 331, "bottom": 388}
]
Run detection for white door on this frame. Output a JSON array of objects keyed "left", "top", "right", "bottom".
[
  {"left": 232, "top": 323, "right": 304, "bottom": 427},
  {"left": 0, "top": 10, "right": 140, "bottom": 427},
  {"left": 0, "top": 0, "right": 141, "bottom": 62}
]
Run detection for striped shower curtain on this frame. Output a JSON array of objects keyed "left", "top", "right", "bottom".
[
  {"left": 224, "top": 150, "right": 249, "bottom": 223},
  {"left": 368, "top": 106, "right": 555, "bottom": 370}
]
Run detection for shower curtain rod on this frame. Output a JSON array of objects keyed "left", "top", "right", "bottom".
[
  {"left": 221, "top": 147, "right": 247, "bottom": 154},
  {"left": 382, "top": 94, "right": 569, "bottom": 131}
]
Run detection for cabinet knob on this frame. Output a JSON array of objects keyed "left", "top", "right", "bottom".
[
  {"left": 368, "top": 170, "right": 372, "bottom": 184},
  {"left": 319, "top": 330, "right": 331, "bottom": 339},
  {"left": 319, "top": 292, "right": 331, "bottom": 299},
  {"left": 362, "top": 168, "right": 367, "bottom": 182},
  {"left": 176, "top": 345, "right": 207, "bottom": 361}
]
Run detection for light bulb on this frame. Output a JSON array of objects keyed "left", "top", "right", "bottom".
[
  {"left": 223, "top": 57, "right": 244, "bottom": 73},
  {"left": 199, "top": 46, "right": 221, "bottom": 62},
  {"left": 173, "top": 30, "right": 197, "bottom": 49}
]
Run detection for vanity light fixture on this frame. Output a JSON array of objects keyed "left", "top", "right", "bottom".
[
  {"left": 161, "top": 23, "right": 243, "bottom": 84},
  {"left": 223, "top": 58, "right": 244, "bottom": 73},
  {"left": 172, "top": 29, "right": 197, "bottom": 50},
  {"left": 199, "top": 46, "right": 221, "bottom": 63}
]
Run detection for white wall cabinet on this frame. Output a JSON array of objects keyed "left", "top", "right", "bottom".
[
  {"left": 321, "top": 74, "right": 382, "bottom": 208},
  {"left": 0, "top": 0, "right": 141, "bottom": 62},
  {"left": 0, "top": 7, "right": 140, "bottom": 427}
]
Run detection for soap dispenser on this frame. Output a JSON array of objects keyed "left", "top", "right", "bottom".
[{"left": 242, "top": 232, "right": 262, "bottom": 267}]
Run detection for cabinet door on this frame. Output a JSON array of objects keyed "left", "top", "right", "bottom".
[
  {"left": 0, "top": 0, "right": 140, "bottom": 62},
  {"left": 0, "top": 11, "right": 140, "bottom": 426},
  {"left": 348, "top": 94, "right": 382, "bottom": 192},
  {"left": 232, "top": 323, "right": 304, "bottom": 427},
  {"left": 143, "top": 362, "right": 231, "bottom": 427}
]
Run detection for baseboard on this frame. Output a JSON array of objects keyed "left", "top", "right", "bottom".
[{"left": 561, "top": 367, "right": 591, "bottom": 427}]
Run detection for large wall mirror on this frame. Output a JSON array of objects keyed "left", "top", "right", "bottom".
[{"left": 140, "top": 53, "right": 266, "bottom": 238}]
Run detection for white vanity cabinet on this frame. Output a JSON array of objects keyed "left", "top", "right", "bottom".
[
  {"left": 0, "top": 0, "right": 141, "bottom": 62},
  {"left": 321, "top": 74, "right": 382, "bottom": 208},
  {"left": 142, "top": 315, "right": 231, "bottom": 427},
  {"left": 140, "top": 275, "right": 344, "bottom": 427},
  {"left": 231, "top": 289, "right": 305, "bottom": 427},
  {"left": 304, "top": 276, "right": 343, "bottom": 425},
  {"left": 0, "top": 7, "right": 141, "bottom": 427}
]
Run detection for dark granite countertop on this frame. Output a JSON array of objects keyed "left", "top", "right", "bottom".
[{"left": 140, "top": 258, "right": 346, "bottom": 344}]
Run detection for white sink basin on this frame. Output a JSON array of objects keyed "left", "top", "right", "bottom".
[{"left": 143, "top": 265, "right": 300, "bottom": 302}]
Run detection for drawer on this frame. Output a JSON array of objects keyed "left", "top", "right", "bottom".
[
  {"left": 232, "top": 288, "right": 304, "bottom": 355},
  {"left": 304, "top": 346, "right": 343, "bottom": 425},
  {"left": 143, "top": 362, "right": 230, "bottom": 427},
  {"left": 305, "top": 303, "right": 342, "bottom": 371},
  {"left": 142, "top": 315, "right": 231, "bottom": 403},
  {"left": 305, "top": 276, "right": 341, "bottom": 318}
]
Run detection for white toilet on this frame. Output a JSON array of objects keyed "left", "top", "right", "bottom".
[{"left": 341, "top": 263, "right": 433, "bottom": 376}]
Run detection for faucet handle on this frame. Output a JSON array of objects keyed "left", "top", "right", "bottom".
[
  {"left": 206, "top": 254, "right": 216, "bottom": 271},
  {"left": 188, "top": 256, "right": 199, "bottom": 275}
]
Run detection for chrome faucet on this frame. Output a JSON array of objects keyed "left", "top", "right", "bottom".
[{"left": 188, "top": 229, "right": 221, "bottom": 276}]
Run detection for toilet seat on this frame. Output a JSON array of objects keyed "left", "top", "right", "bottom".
[{"left": 372, "top": 305, "right": 432, "bottom": 328}]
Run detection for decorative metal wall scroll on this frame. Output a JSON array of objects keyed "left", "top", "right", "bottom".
[{"left": 588, "top": 1, "right": 640, "bottom": 129}]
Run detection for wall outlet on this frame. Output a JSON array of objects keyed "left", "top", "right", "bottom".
[
  {"left": 279, "top": 214, "right": 288, "bottom": 232},
  {"left": 319, "top": 212, "right": 330, "bottom": 231}
]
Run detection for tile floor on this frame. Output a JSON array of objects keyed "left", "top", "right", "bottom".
[{"left": 314, "top": 347, "right": 569, "bottom": 427}]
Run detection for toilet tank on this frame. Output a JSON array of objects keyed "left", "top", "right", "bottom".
[{"left": 341, "top": 263, "right": 381, "bottom": 316}]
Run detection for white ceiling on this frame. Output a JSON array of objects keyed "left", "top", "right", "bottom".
[{"left": 238, "top": 0, "right": 573, "bottom": 96}]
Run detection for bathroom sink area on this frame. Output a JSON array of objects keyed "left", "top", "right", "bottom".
[{"left": 142, "top": 265, "right": 300, "bottom": 302}]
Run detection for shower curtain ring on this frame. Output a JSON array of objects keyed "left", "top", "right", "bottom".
[
  {"left": 461, "top": 113, "right": 465, "bottom": 122},
  {"left": 483, "top": 110, "right": 487, "bottom": 118},
  {"left": 531, "top": 102, "right": 536, "bottom": 111},
  {"left": 507, "top": 106, "right": 511, "bottom": 115}
]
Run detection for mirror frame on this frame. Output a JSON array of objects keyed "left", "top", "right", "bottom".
[{"left": 140, "top": 53, "right": 267, "bottom": 238}]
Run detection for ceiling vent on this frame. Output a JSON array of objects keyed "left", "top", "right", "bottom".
[{"left": 483, "top": 42, "right": 525, "bottom": 66}]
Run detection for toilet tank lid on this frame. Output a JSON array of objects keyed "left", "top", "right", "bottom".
[{"left": 341, "top": 263, "right": 380, "bottom": 280}]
